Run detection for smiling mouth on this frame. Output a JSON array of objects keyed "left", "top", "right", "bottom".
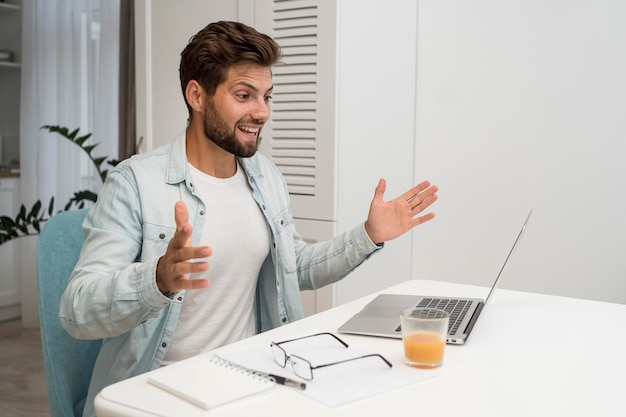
[{"left": 238, "top": 125, "right": 260, "bottom": 141}]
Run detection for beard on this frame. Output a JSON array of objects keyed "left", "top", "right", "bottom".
[{"left": 202, "top": 97, "right": 262, "bottom": 158}]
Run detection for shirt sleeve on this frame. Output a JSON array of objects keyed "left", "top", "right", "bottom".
[
  {"left": 294, "top": 222, "right": 383, "bottom": 291},
  {"left": 59, "top": 167, "right": 171, "bottom": 340}
]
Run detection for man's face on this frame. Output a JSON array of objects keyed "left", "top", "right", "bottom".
[{"left": 202, "top": 64, "right": 273, "bottom": 157}]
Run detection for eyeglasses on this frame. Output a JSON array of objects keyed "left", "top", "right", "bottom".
[{"left": 270, "top": 332, "right": 392, "bottom": 381}]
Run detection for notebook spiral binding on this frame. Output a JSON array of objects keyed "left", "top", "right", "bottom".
[{"left": 211, "top": 355, "right": 275, "bottom": 383}]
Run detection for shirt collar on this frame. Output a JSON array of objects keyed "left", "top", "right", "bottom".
[{"left": 165, "top": 130, "right": 265, "bottom": 184}]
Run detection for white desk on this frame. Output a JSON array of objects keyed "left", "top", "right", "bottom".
[{"left": 95, "top": 280, "right": 624, "bottom": 416}]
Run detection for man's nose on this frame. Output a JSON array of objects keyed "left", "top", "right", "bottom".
[{"left": 251, "top": 98, "right": 270, "bottom": 122}]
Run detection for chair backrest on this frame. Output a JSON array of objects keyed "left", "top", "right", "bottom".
[{"left": 37, "top": 208, "right": 101, "bottom": 417}]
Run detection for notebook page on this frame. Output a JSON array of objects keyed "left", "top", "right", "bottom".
[
  {"left": 147, "top": 355, "right": 274, "bottom": 410},
  {"left": 215, "top": 336, "right": 439, "bottom": 407}
]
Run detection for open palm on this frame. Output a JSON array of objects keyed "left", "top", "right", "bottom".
[{"left": 364, "top": 178, "right": 438, "bottom": 244}]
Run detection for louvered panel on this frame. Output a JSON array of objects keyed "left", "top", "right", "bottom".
[
  {"left": 272, "top": 117, "right": 315, "bottom": 125},
  {"left": 270, "top": 138, "right": 316, "bottom": 148},
  {"left": 272, "top": 147, "right": 315, "bottom": 155},
  {"left": 271, "top": 128, "right": 315, "bottom": 136},
  {"left": 271, "top": 119, "right": 315, "bottom": 127},
  {"left": 272, "top": 113, "right": 315, "bottom": 121},
  {"left": 256, "top": 0, "right": 337, "bottom": 221},
  {"left": 273, "top": 16, "right": 317, "bottom": 29},
  {"left": 271, "top": 84, "right": 316, "bottom": 94},
  {"left": 273, "top": 72, "right": 316, "bottom": 84},
  {"left": 273, "top": 9, "right": 317, "bottom": 21},
  {"left": 272, "top": 0, "right": 318, "bottom": 13},
  {"left": 272, "top": 102, "right": 315, "bottom": 111},
  {"left": 283, "top": 185, "right": 315, "bottom": 196},
  {"left": 273, "top": 7, "right": 317, "bottom": 20},
  {"left": 272, "top": 101, "right": 315, "bottom": 111},
  {"left": 281, "top": 167, "right": 316, "bottom": 179},
  {"left": 277, "top": 55, "right": 316, "bottom": 66},
  {"left": 282, "top": 178, "right": 316, "bottom": 189},
  {"left": 272, "top": 93, "right": 316, "bottom": 103},
  {"left": 269, "top": 1, "right": 319, "bottom": 193},
  {"left": 272, "top": 25, "right": 317, "bottom": 39},
  {"left": 272, "top": 111, "right": 315, "bottom": 120},
  {"left": 281, "top": 173, "right": 316, "bottom": 185},
  {"left": 276, "top": 37, "right": 317, "bottom": 48},
  {"left": 271, "top": 148, "right": 316, "bottom": 158},
  {"left": 281, "top": 45, "right": 317, "bottom": 56},
  {"left": 272, "top": 134, "right": 315, "bottom": 142},
  {"left": 275, "top": 151, "right": 315, "bottom": 164}
]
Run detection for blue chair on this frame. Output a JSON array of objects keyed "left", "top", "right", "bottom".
[{"left": 37, "top": 208, "right": 101, "bottom": 417}]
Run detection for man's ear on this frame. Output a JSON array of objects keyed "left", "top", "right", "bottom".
[{"left": 185, "top": 80, "right": 205, "bottom": 113}]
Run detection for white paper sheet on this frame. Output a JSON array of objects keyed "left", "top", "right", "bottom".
[{"left": 215, "top": 333, "right": 440, "bottom": 407}]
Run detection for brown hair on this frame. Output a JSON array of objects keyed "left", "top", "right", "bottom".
[{"left": 179, "top": 21, "right": 282, "bottom": 116}]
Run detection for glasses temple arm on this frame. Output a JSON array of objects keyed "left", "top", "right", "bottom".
[
  {"left": 272, "top": 332, "right": 349, "bottom": 348},
  {"left": 311, "top": 353, "right": 393, "bottom": 372}
]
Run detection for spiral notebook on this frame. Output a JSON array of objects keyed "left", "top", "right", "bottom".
[{"left": 147, "top": 355, "right": 275, "bottom": 410}]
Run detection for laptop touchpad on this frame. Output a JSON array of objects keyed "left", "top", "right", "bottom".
[{"left": 360, "top": 305, "right": 404, "bottom": 318}]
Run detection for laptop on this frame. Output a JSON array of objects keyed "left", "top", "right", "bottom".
[{"left": 338, "top": 209, "right": 533, "bottom": 345}]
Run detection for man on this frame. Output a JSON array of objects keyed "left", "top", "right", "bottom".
[{"left": 59, "top": 21, "right": 438, "bottom": 417}]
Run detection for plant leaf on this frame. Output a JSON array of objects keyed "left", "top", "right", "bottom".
[
  {"left": 0, "top": 215, "right": 16, "bottom": 228},
  {"left": 47, "top": 196, "right": 55, "bottom": 216},
  {"left": 68, "top": 128, "right": 80, "bottom": 139},
  {"left": 28, "top": 200, "right": 42, "bottom": 219},
  {"left": 74, "top": 133, "right": 93, "bottom": 146}
]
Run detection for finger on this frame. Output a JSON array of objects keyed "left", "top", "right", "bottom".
[
  {"left": 406, "top": 183, "right": 438, "bottom": 215},
  {"left": 405, "top": 181, "right": 432, "bottom": 203},
  {"left": 168, "top": 269, "right": 211, "bottom": 291},
  {"left": 171, "top": 201, "right": 192, "bottom": 249},
  {"left": 174, "top": 201, "right": 189, "bottom": 231},
  {"left": 411, "top": 192, "right": 438, "bottom": 213},
  {"left": 176, "top": 277, "right": 211, "bottom": 291},
  {"left": 373, "top": 178, "right": 386, "bottom": 202},
  {"left": 165, "top": 249, "right": 212, "bottom": 293},
  {"left": 411, "top": 211, "right": 437, "bottom": 227},
  {"left": 408, "top": 185, "right": 438, "bottom": 208},
  {"left": 171, "top": 247, "right": 212, "bottom": 275}
]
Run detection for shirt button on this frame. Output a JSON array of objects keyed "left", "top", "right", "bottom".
[
  {"left": 177, "top": 296, "right": 183, "bottom": 302},
  {"left": 199, "top": 210, "right": 205, "bottom": 215},
  {"left": 281, "top": 317, "right": 287, "bottom": 323},
  {"left": 161, "top": 342, "right": 167, "bottom": 348},
  {"left": 159, "top": 233, "right": 165, "bottom": 239},
  {"left": 280, "top": 220, "right": 284, "bottom": 225}
]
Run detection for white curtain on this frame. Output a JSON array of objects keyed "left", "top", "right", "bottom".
[
  {"left": 20, "top": 0, "right": 120, "bottom": 213},
  {"left": 19, "top": 0, "right": 120, "bottom": 326}
]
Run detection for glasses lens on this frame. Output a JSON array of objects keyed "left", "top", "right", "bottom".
[
  {"left": 270, "top": 343, "right": 287, "bottom": 367},
  {"left": 289, "top": 355, "right": 313, "bottom": 380}
]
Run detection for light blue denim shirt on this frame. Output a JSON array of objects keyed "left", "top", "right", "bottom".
[{"left": 59, "top": 132, "right": 382, "bottom": 417}]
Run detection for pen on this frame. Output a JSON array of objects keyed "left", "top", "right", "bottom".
[
  {"left": 269, "top": 373, "right": 307, "bottom": 390},
  {"left": 214, "top": 355, "right": 307, "bottom": 390}
]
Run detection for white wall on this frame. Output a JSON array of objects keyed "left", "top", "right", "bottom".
[
  {"left": 412, "top": 0, "right": 626, "bottom": 304},
  {"left": 334, "top": 0, "right": 419, "bottom": 304},
  {"left": 135, "top": 0, "right": 249, "bottom": 151},
  {"left": 135, "top": 0, "right": 626, "bottom": 306}
]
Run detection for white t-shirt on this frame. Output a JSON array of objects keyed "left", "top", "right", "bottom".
[{"left": 161, "top": 162, "right": 270, "bottom": 364}]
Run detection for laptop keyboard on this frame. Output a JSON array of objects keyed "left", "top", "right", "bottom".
[{"left": 395, "top": 298, "right": 471, "bottom": 335}]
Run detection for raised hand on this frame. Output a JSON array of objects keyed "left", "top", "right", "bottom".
[
  {"left": 156, "top": 201, "right": 212, "bottom": 294},
  {"left": 364, "top": 179, "right": 438, "bottom": 244}
]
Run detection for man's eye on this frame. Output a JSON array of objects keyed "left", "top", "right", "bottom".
[
  {"left": 237, "top": 94, "right": 249, "bottom": 100},
  {"left": 264, "top": 95, "right": 273, "bottom": 103}
]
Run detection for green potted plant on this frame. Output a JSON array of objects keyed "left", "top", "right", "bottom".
[{"left": 0, "top": 125, "right": 119, "bottom": 245}]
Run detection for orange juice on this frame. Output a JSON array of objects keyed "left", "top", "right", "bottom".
[{"left": 403, "top": 331, "right": 445, "bottom": 368}]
